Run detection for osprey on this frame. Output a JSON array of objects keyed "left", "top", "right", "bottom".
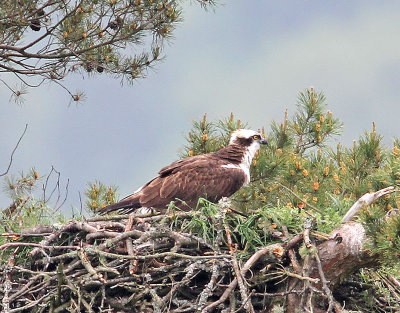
[{"left": 99, "top": 129, "right": 267, "bottom": 214}]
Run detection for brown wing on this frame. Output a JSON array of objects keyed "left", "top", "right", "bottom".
[
  {"left": 100, "top": 156, "right": 247, "bottom": 214},
  {"left": 158, "top": 155, "right": 209, "bottom": 177},
  {"left": 139, "top": 158, "right": 246, "bottom": 210}
]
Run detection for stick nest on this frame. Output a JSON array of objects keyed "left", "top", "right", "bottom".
[{"left": 0, "top": 211, "right": 284, "bottom": 313}]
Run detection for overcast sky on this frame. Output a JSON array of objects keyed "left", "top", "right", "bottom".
[{"left": 2, "top": 1, "right": 400, "bottom": 216}]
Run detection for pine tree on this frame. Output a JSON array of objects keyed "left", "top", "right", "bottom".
[
  {"left": 0, "top": 0, "right": 212, "bottom": 102},
  {"left": 179, "top": 88, "right": 400, "bottom": 311}
]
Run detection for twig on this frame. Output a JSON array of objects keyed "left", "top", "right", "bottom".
[
  {"left": 253, "top": 289, "right": 313, "bottom": 297},
  {"left": 125, "top": 216, "right": 138, "bottom": 274},
  {"left": 197, "top": 260, "right": 221, "bottom": 310},
  {"left": 283, "top": 270, "right": 319, "bottom": 284},
  {"left": 1, "top": 254, "right": 14, "bottom": 313},
  {"left": 282, "top": 225, "right": 304, "bottom": 312},
  {"left": 85, "top": 213, "right": 159, "bottom": 222},
  {"left": 234, "top": 290, "right": 255, "bottom": 313},
  {"left": 0, "top": 232, "right": 53, "bottom": 238},
  {"left": 196, "top": 210, "right": 226, "bottom": 311},
  {"left": 0, "top": 124, "right": 28, "bottom": 177},
  {"left": 225, "top": 224, "right": 254, "bottom": 313},
  {"left": 77, "top": 245, "right": 106, "bottom": 282},
  {"left": 303, "top": 219, "right": 312, "bottom": 248},
  {"left": 313, "top": 251, "right": 336, "bottom": 313},
  {"left": 7, "top": 291, "right": 54, "bottom": 313},
  {"left": 202, "top": 243, "right": 284, "bottom": 313},
  {"left": 387, "top": 274, "right": 400, "bottom": 290},
  {"left": 64, "top": 278, "right": 93, "bottom": 312},
  {"left": 381, "top": 274, "right": 400, "bottom": 303},
  {"left": 85, "top": 248, "right": 230, "bottom": 261},
  {"left": 285, "top": 233, "right": 304, "bottom": 250},
  {"left": 0, "top": 242, "right": 77, "bottom": 251},
  {"left": 282, "top": 226, "right": 301, "bottom": 274}
]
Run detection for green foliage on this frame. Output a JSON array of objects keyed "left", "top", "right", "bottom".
[
  {"left": 183, "top": 113, "right": 248, "bottom": 157},
  {"left": 360, "top": 204, "right": 400, "bottom": 267},
  {"left": 355, "top": 269, "right": 400, "bottom": 312},
  {"left": 85, "top": 181, "right": 118, "bottom": 214},
  {"left": 176, "top": 198, "right": 222, "bottom": 244},
  {"left": 291, "top": 88, "right": 342, "bottom": 154},
  {"left": 0, "top": 169, "right": 65, "bottom": 246},
  {"left": 0, "top": 0, "right": 213, "bottom": 101},
  {"left": 171, "top": 199, "right": 286, "bottom": 257},
  {"left": 183, "top": 88, "right": 400, "bottom": 260}
]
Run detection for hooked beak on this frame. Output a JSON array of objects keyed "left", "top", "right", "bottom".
[{"left": 258, "top": 138, "right": 268, "bottom": 145}]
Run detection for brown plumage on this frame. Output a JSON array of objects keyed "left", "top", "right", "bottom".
[{"left": 99, "top": 129, "right": 267, "bottom": 214}]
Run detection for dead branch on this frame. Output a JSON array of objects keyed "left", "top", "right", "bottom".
[
  {"left": 0, "top": 124, "right": 28, "bottom": 177},
  {"left": 313, "top": 250, "right": 335, "bottom": 313},
  {"left": 341, "top": 186, "right": 395, "bottom": 222},
  {"left": 225, "top": 224, "right": 254, "bottom": 313}
]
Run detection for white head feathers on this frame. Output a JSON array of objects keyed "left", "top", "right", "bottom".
[{"left": 229, "top": 129, "right": 262, "bottom": 145}]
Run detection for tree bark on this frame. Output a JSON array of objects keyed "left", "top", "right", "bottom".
[
  {"left": 312, "top": 222, "right": 375, "bottom": 288},
  {"left": 285, "top": 186, "right": 395, "bottom": 313}
]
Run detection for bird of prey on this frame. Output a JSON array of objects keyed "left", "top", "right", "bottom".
[{"left": 99, "top": 129, "right": 267, "bottom": 214}]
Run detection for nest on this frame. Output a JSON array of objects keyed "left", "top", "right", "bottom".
[
  {"left": 0, "top": 211, "right": 285, "bottom": 313},
  {"left": 3, "top": 188, "right": 398, "bottom": 313}
]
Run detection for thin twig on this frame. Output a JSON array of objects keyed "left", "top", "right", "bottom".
[
  {"left": 0, "top": 242, "right": 77, "bottom": 251},
  {"left": 314, "top": 251, "right": 336, "bottom": 313},
  {"left": 202, "top": 243, "right": 284, "bottom": 313},
  {"left": 225, "top": 224, "right": 254, "bottom": 313},
  {"left": 0, "top": 124, "right": 28, "bottom": 177}
]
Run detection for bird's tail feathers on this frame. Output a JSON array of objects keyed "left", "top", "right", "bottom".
[{"left": 98, "top": 194, "right": 141, "bottom": 215}]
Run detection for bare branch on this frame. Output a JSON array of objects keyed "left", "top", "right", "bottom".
[
  {"left": 0, "top": 124, "right": 28, "bottom": 177},
  {"left": 341, "top": 186, "right": 396, "bottom": 223}
]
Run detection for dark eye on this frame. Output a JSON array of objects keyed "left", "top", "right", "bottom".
[{"left": 252, "top": 135, "right": 260, "bottom": 140}]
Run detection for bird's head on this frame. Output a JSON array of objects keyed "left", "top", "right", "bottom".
[{"left": 229, "top": 129, "right": 268, "bottom": 147}]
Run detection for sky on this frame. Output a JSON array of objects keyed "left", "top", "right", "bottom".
[{"left": 2, "top": 1, "right": 400, "bottom": 216}]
